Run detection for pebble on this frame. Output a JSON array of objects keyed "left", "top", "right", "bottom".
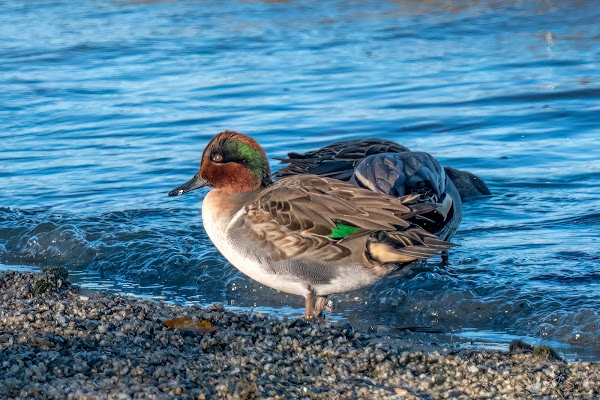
[
  {"left": 84, "top": 320, "right": 100, "bottom": 331},
  {"left": 1, "top": 270, "right": 599, "bottom": 400},
  {"left": 468, "top": 365, "right": 480, "bottom": 374}
]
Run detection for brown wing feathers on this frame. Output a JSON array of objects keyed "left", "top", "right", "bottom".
[{"left": 241, "top": 175, "right": 452, "bottom": 263}]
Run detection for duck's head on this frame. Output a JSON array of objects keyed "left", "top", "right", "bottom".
[{"left": 168, "top": 130, "right": 272, "bottom": 196}]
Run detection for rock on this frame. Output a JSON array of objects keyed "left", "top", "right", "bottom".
[
  {"left": 84, "top": 320, "right": 100, "bottom": 331},
  {"left": 532, "top": 345, "right": 563, "bottom": 361},
  {"left": 41, "top": 265, "right": 69, "bottom": 281},
  {"left": 432, "top": 374, "right": 446, "bottom": 385},
  {"left": 510, "top": 339, "right": 534, "bottom": 354},
  {"left": 394, "top": 388, "right": 415, "bottom": 399},
  {"left": 340, "top": 323, "right": 355, "bottom": 338},
  {"left": 468, "top": 365, "right": 480, "bottom": 374}
]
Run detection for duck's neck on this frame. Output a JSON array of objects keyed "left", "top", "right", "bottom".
[
  {"left": 261, "top": 175, "right": 273, "bottom": 188},
  {"left": 203, "top": 189, "right": 258, "bottom": 222}
]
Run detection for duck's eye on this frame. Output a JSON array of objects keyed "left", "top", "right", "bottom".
[{"left": 211, "top": 153, "right": 223, "bottom": 163}]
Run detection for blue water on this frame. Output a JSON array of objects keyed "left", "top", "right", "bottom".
[{"left": 1, "top": 0, "right": 599, "bottom": 359}]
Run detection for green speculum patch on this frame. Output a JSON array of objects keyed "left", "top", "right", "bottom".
[{"left": 327, "top": 224, "right": 361, "bottom": 239}]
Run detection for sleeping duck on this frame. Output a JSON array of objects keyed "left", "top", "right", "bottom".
[{"left": 273, "top": 138, "right": 490, "bottom": 242}]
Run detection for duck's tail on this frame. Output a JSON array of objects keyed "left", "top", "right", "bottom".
[
  {"left": 365, "top": 224, "right": 455, "bottom": 266},
  {"left": 349, "top": 152, "right": 463, "bottom": 241}
]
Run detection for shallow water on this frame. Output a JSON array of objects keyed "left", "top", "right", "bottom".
[{"left": 1, "top": 0, "right": 599, "bottom": 359}]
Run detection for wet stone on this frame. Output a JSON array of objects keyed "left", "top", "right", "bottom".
[{"left": 84, "top": 320, "right": 100, "bottom": 331}]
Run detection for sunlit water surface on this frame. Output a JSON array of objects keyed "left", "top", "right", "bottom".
[{"left": 1, "top": 0, "right": 599, "bottom": 360}]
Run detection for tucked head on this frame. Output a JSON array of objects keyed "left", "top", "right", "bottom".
[{"left": 168, "top": 131, "right": 272, "bottom": 196}]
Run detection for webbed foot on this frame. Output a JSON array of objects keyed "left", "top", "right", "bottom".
[
  {"left": 314, "top": 295, "right": 332, "bottom": 317},
  {"left": 303, "top": 294, "right": 332, "bottom": 320}
]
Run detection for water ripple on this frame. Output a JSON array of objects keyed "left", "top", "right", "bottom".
[{"left": 1, "top": 0, "right": 600, "bottom": 359}]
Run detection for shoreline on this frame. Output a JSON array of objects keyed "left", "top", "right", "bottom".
[
  {"left": 1, "top": 270, "right": 599, "bottom": 399},
  {"left": 4, "top": 262, "right": 596, "bottom": 364}
]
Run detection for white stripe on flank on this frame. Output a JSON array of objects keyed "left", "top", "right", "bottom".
[{"left": 226, "top": 206, "right": 247, "bottom": 231}]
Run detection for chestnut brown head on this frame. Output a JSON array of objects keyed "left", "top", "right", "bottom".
[{"left": 168, "top": 131, "right": 272, "bottom": 196}]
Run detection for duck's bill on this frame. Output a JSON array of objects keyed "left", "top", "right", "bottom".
[{"left": 168, "top": 174, "right": 209, "bottom": 196}]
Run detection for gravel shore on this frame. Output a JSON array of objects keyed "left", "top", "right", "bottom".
[{"left": 1, "top": 269, "right": 599, "bottom": 400}]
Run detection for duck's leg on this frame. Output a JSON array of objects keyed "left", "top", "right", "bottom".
[
  {"left": 314, "top": 296, "right": 332, "bottom": 317},
  {"left": 441, "top": 250, "right": 449, "bottom": 265},
  {"left": 304, "top": 293, "right": 315, "bottom": 320}
]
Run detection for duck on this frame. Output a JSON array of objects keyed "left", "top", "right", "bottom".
[
  {"left": 169, "top": 131, "right": 453, "bottom": 319},
  {"left": 274, "top": 139, "right": 470, "bottom": 243},
  {"left": 274, "top": 138, "right": 491, "bottom": 202}
]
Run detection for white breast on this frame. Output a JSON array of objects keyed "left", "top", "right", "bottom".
[{"left": 201, "top": 191, "right": 310, "bottom": 296}]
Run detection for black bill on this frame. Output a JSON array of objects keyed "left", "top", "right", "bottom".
[{"left": 168, "top": 173, "right": 209, "bottom": 196}]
